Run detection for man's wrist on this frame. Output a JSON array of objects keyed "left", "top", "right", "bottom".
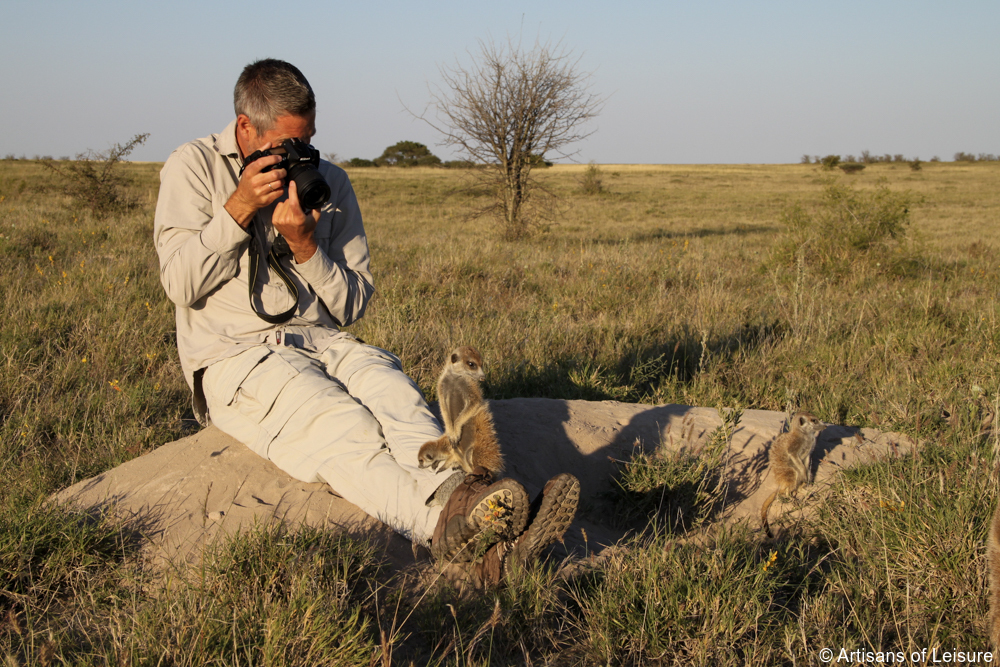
[
  {"left": 224, "top": 194, "right": 256, "bottom": 229},
  {"left": 288, "top": 238, "right": 318, "bottom": 264}
]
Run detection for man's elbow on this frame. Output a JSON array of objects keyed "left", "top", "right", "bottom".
[
  {"left": 338, "top": 279, "right": 375, "bottom": 327},
  {"left": 159, "top": 275, "right": 201, "bottom": 308}
]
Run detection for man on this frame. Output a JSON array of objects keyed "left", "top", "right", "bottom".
[{"left": 153, "top": 58, "right": 578, "bottom": 583}]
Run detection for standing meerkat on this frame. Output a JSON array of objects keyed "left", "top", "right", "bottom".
[
  {"left": 759, "top": 411, "right": 825, "bottom": 538},
  {"left": 418, "top": 346, "right": 504, "bottom": 475}
]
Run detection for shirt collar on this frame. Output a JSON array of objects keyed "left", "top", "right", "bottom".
[{"left": 214, "top": 118, "right": 242, "bottom": 162}]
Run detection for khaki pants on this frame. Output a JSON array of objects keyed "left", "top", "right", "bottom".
[{"left": 202, "top": 333, "right": 449, "bottom": 543}]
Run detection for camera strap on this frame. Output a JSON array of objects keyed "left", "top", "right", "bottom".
[{"left": 247, "top": 223, "right": 299, "bottom": 324}]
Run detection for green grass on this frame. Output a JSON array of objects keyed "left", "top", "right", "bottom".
[{"left": 1, "top": 157, "right": 998, "bottom": 664}]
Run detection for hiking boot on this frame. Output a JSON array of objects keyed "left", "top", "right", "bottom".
[
  {"left": 472, "top": 472, "right": 581, "bottom": 587},
  {"left": 430, "top": 467, "right": 529, "bottom": 564}
]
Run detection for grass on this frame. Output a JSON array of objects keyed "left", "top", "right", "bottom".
[{"left": 1, "top": 157, "right": 998, "bottom": 664}]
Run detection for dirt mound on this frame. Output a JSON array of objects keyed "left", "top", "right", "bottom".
[{"left": 53, "top": 399, "right": 914, "bottom": 572}]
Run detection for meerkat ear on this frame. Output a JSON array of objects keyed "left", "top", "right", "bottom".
[
  {"left": 451, "top": 352, "right": 460, "bottom": 364},
  {"left": 798, "top": 415, "right": 808, "bottom": 427}
]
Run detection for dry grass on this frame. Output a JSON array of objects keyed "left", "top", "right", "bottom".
[{"left": 1, "top": 157, "right": 998, "bottom": 664}]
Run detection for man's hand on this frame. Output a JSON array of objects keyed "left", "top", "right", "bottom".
[
  {"left": 224, "top": 143, "right": 287, "bottom": 229},
  {"left": 273, "top": 180, "right": 320, "bottom": 264}
]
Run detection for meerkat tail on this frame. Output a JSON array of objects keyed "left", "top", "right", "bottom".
[
  {"left": 989, "top": 503, "right": 1000, "bottom": 649},
  {"left": 470, "top": 407, "right": 504, "bottom": 474},
  {"left": 760, "top": 489, "right": 779, "bottom": 539},
  {"left": 453, "top": 404, "right": 504, "bottom": 476}
]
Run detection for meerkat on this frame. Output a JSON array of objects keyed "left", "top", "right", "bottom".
[
  {"left": 436, "top": 346, "right": 486, "bottom": 443},
  {"left": 989, "top": 503, "right": 1000, "bottom": 648},
  {"left": 759, "top": 411, "right": 825, "bottom": 538},
  {"left": 418, "top": 346, "right": 505, "bottom": 475}
]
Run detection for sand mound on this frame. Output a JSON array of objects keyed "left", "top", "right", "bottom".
[{"left": 54, "top": 399, "right": 914, "bottom": 572}]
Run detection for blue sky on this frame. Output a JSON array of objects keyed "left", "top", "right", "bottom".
[{"left": 2, "top": 1, "right": 997, "bottom": 164}]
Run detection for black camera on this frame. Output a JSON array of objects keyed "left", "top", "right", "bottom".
[{"left": 242, "top": 138, "right": 331, "bottom": 211}]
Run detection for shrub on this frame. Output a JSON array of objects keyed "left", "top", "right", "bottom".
[
  {"left": 527, "top": 154, "right": 553, "bottom": 168},
  {"left": 819, "top": 155, "right": 841, "bottom": 170},
  {"left": 347, "top": 157, "right": 376, "bottom": 168},
  {"left": 580, "top": 161, "right": 604, "bottom": 194},
  {"left": 42, "top": 133, "right": 149, "bottom": 218},
  {"left": 774, "top": 180, "right": 916, "bottom": 275},
  {"left": 838, "top": 162, "right": 865, "bottom": 174},
  {"left": 909, "top": 158, "right": 922, "bottom": 171}
]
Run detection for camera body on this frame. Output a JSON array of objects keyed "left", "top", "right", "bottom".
[{"left": 243, "top": 138, "right": 331, "bottom": 211}]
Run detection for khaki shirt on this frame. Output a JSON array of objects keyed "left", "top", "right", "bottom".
[{"left": 153, "top": 119, "right": 374, "bottom": 421}]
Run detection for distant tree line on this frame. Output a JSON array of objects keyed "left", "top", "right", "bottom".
[
  {"left": 331, "top": 140, "right": 553, "bottom": 171},
  {"left": 800, "top": 150, "right": 999, "bottom": 166},
  {"left": 3, "top": 154, "right": 70, "bottom": 161},
  {"left": 953, "top": 152, "right": 999, "bottom": 162}
]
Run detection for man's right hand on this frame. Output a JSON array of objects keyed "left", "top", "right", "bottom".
[{"left": 224, "top": 143, "right": 288, "bottom": 229}]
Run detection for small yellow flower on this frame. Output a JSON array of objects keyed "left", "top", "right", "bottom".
[
  {"left": 762, "top": 550, "right": 778, "bottom": 572},
  {"left": 81, "top": 357, "right": 87, "bottom": 363}
]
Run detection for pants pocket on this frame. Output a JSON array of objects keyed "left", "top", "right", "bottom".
[
  {"left": 204, "top": 346, "right": 305, "bottom": 454},
  {"left": 230, "top": 353, "right": 300, "bottom": 430},
  {"left": 203, "top": 346, "right": 272, "bottom": 408}
]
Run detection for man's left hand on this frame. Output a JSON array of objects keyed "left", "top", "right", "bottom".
[{"left": 273, "top": 180, "right": 320, "bottom": 264}]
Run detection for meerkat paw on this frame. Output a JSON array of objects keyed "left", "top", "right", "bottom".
[{"left": 418, "top": 436, "right": 458, "bottom": 471}]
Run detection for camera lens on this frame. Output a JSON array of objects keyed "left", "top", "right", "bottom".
[{"left": 289, "top": 164, "right": 331, "bottom": 211}]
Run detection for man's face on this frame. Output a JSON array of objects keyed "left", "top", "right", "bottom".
[{"left": 237, "top": 111, "right": 316, "bottom": 157}]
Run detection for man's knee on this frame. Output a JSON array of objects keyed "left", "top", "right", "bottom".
[{"left": 321, "top": 340, "right": 410, "bottom": 385}]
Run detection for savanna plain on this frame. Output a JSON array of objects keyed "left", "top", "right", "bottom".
[{"left": 1, "top": 158, "right": 998, "bottom": 665}]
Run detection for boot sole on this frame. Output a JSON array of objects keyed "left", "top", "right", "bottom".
[
  {"left": 453, "top": 482, "right": 529, "bottom": 563},
  {"left": 509, "top": 473, "right": 580, "bottom": 565}
]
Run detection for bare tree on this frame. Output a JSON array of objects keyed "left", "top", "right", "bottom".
[{"left": 423, "top": 37, "right": 603, "bottom": 239}]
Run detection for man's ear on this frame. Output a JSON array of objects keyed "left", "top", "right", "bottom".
[
  {"left": 235, "top": 114, "right": 256, "bottom": 157},
  {"left": 236, "top": 114, "right": 254, "bottom": 133}
]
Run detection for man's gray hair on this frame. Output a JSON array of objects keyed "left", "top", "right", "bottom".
[{"left": 234, "top": 59, "right": 315, "bottom": 132}]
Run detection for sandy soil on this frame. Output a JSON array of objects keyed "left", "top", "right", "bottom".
[{"left": 54, "top": 399, "right": 914, "bottom": 575}]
